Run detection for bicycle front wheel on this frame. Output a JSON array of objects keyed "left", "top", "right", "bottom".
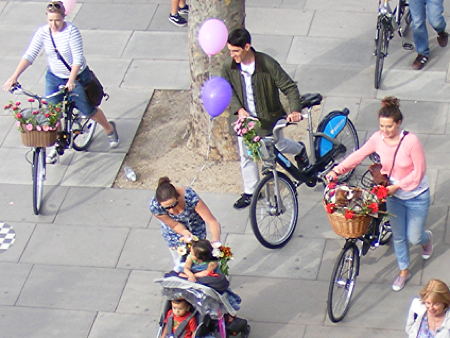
[
  {"left": 250, "top": 172, "right": 298, "bottom": 249},
  {"left": 32, "top": 147, "right": 46, "bottom": 215},
  {"left": 327, "top": 242, "right": 359, "bottom": 322},
  {"left": 72, "top": 113, "right": 97, "bottom": 151},
  {"left": 374, "top": 23, "right": 389, "bottom": 89}
]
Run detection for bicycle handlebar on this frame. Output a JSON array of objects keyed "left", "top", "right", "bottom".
[{"left": 9, "top": 83, "right": 67, "bottom": 102}]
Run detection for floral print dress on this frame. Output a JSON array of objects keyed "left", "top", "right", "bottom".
[{"left": 149, "top": 187, "right": 207, "bottom": 249}]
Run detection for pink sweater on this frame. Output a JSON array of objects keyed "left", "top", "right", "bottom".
[{"left": 333, "top": 131, "right": 426, "bottom": 191}]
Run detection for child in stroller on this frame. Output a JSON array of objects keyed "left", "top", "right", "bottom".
[
  {"left": 161, "top": 298, "right": 197, "bottom": 338},
  {"left": 155, "top": 277, "right": 250, "bottom": 338}
]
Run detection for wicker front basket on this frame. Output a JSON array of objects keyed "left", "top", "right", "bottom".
[
  {"left": 21, "top": 130, "right": 57, "bottom": 147},
  {"left": 325, "top": 210, "right": 372, "bottom": 239}
]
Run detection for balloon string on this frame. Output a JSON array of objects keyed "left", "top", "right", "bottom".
[
  {"left": 208, "top": 55, "right": 211, "bottom": 80},
  {"left": 190, "top": 117, "right": 213, "bottom": 187}
]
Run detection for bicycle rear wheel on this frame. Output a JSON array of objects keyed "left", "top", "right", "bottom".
[
  {"left": 250, "top": 172, "right": 298, "bottom": 249},
  {"left": 32, "top": 147, "right": 46, "bottom": 215},
  {"left": 374, "top": 23, "right": 389, "bottom": 89},
  {"left": 327, "top": 242, "right": 359, "bottom": 322},
  {"left": 72, "top": 112, "right": 97, "bottom": 151}
]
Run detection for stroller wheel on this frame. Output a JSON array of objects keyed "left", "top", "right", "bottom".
[{"left": 242, "top": 324, "right": 251, "bottom": 338}]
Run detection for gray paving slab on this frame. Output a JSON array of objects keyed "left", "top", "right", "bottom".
[
  {"left": 0, "top": 262, "right": 32, "bottom": 305},
  {"left": 0, "top": 183, "right": 68, "bottom": 223},
  {"left": 20, "top": 224, "right": 129, "bottom": 267},
  {"left": 0, "top": 222, "right": 35, "bottom": 263},
  {"left": 0, "top": 115, "right": 14, "bottom": 146},
  {"left": 377, "top": 69, "right": 450, "bottom": 102},
  {"left": 296, "top": 65, "right": 377, "bottom": 98},
  {"left": 17, "top": 264, "right": 129, "bottom": 311},
  {"left": 246, "top": 0, "right": 283, "bottom": 7},
  {"left": 81, "top": 30, "right": 132, "bottom": 58},
  {"left": 0, "top": 305, "right": 95, "bottom": 338},
  {"left": 54, "top": 187, "right": 151, "bottom": 227},
  {"left": 73, "top": 3, "right": 156, "bottom": 30},
  {"left": 252, "top": 34, "right": 294, "bottom": 64},
  {"left": 304, "top": 0, "right": 377, "bottom": 12},
  {"left": 246, "top": 7, "right": 313, "bottom": 36},
  {"left": 0, "top": 27, "right": 40, "bottom": 57},
  {"left": 60, "top": 151, "right": 125, "bottom": 187},
  {"left": 0, "top": 57, "right": 47, "bottom": 93},
  {"left": 116, "top": 270, "right": 163, "bottom": 316},
  {"left": 87, "top": 58, "right": 131, "bottom": 87},
  {"left": 117, "top": 228, "right": 172, "bottom": 270},
  {"left": 321, "top": 96, "right": 362, "bottom": 121},
  {"left": 422, "top": 244, "right": 450, "bottom": 282},
  {"left": 0, "top": 2, "right": 46, "bottom": 28},
  {"left": 227, "top": 233, "right": 325, "bottom": 279},
  {"left": 0, "top": 2, "right": 6, "bottom": 13},
  {"left": 304, "top": 325, "right": 403, "bottom": 338},
  {"left": 247, "top": 322, "right": 306, "bottom": 337},
  {"left": 88, "top": 312, "right": 155, "bottom": 338},
  {"left": 99, "top": 87, "right": 153, "bottom": 120},
  {"left": 122, "top": 31, "right": 188, "bottom": 60},
  {"left": 288, "top": 36, "right": 374, "bottom": 67},
  {"left": 122, "top": 59, "right": 189, "bottom": 89},
  {"left": 280, "top": 0, "right": 307, "bottom": 9},
  {"left": 232, "top": 276, "right": 328, "bottom": 325}
]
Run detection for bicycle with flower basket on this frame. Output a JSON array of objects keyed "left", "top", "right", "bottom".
[
  {"left": 325, "top": 177, "right": 392, "bottom": 322},
  {"left": 248, "top": 93, "right": 359, "bottom": 249},
  {"left": 5, "top": 83, "right": 97, "bottom": 215}
]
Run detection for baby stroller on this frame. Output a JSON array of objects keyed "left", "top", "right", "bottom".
[{"left": 155, "top": 276, "right": 250, "bottom": 337}]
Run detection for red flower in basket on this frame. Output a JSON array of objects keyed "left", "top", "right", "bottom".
[
  {"left": 325, "top": 203, "right": 336, "bottom": 214},
  {"left": 367, "top": 202, "right": 379, "bottom": 214},
  {"left": 371, "top": 185, "right": 388, "bottom": 200},
  {"left": 344, "top": 209, "right": 355, "bottom": 220}
]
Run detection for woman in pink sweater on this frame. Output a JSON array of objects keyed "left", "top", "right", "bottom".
[{"left": 327, "top": 96, "right": 432, "bottom": 292}]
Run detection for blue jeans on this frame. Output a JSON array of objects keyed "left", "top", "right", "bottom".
[
  {"left": 409, "top": 0, "right": 446, "bottom": 56},
  {"left": 387, "top": 189, "right": 430, "bottom": 270},
  {"left": 45, "top": 67, "right": 96, "bottom": 117}
]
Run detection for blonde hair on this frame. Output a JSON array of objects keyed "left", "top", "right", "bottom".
[
  {"left": 46, "top": 1, "right": 66, "bottom": 17},
  {"left": 420, "top": 279, "right": 450, "bottom": 309}
]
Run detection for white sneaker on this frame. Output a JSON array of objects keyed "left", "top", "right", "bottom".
[{"left": 46, "top": 148, "right": 58, "bottom": 164}]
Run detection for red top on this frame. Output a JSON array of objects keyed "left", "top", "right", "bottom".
[{"left": 164, "top": 309, "right": 197, "bottom": 338}]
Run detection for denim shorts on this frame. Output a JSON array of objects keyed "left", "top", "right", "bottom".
[{"left": 45, "top": 67, "right": 96, "bottom": 117}]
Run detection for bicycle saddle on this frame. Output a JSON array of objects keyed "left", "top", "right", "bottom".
[{"left": 300, "top": 93, "right": 323, "bottom": 108}]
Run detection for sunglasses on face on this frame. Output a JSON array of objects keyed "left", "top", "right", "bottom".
[
  {"left": 163, "top": 200, "right": 179, "bottom": 211},
  {"left": 47, "top": 2, "right": 63, "bottom": 10}
]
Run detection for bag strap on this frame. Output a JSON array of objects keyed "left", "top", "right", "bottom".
[
  {"left": 387, "top": 130, "right": 409, "bottom": 180},
  {"left": 49, "top": 28, "right": 72, "bottom": 72},
  {"left": 173, "top": 310, "right": 197, "bottom": 337}
]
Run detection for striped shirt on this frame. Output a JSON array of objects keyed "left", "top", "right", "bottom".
[{"left": 23, "top": 22, "right": 86, "bottom": 79}]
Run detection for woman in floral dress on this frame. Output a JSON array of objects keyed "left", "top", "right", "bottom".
[{"left": 149, "top": 177, "right": 222, "bottom": 271}]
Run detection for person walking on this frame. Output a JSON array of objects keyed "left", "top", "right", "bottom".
[
  {"left": 168, "top": 0, "right": 189, "bottom": 27},
  {"left": 222, "top": 28, "right": 308, "bottom": 209},
  {"left": 2, "top": 1, "right": 119, "bottom": 162},
  {"left": 327, "top": 96, "right": 433, "bottom": 292},
  {"left": 409, "top": 0, "right": 448, "bottom": 70}
]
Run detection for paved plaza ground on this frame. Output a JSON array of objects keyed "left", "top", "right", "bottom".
[{"left": 0, "top": 0, "right": 450, "bottom": 337}]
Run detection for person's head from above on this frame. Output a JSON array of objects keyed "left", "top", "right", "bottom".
[
  {"left": 46, "top": 1, "right": 66, "bottom": 32},
  {"left": 171, "top": 299, "right": 191, "bottom": 317},
  {"left": 156, "top": 176, "right": 180, "bottom": 212},
  {"left": 191, "top": 239, "right": 215, "bottom": 262},
  {"left": 420, "top": 279, "right": 450, "bottom": 317},
  {"left": 378, "top": 96, "right": 403, "bottom": 140},
  {"left": 227, "top": 28, "right": 253, "bottom": 64}
]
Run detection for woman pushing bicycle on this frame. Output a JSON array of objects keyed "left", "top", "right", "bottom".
[
  {"left": 2, "top": 1, "right": 119, "bottom": 162},
  {"left": 326, "top": 96, "right": 432, "bottom": 292}
]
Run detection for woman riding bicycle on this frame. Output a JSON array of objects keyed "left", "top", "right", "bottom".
[
  {"left": 2, "top": 1, "right": 119, "bottom": 162},
  {"left": 327, "top": 96, "right": 432, "bottom": 292}
]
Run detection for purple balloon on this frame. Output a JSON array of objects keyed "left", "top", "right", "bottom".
[{"left": 201, "top": 77, "right": 232, "bottom": 118}]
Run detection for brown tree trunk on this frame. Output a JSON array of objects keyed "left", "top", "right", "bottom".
[{"left": 187, "top": 0, "right": 245, "bottom": 161}]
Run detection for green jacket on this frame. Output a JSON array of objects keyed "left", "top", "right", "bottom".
[{"left": 222, "top": 49, "right": 301, "bottom": 135}]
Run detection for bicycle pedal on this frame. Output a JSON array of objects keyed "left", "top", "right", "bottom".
[{"left": 402, "top": 42, "right": 414, "bottom": 50}]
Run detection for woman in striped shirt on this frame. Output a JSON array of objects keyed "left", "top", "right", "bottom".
[{"left": 2, "top": 1, "right": 119, "bottom": 159}]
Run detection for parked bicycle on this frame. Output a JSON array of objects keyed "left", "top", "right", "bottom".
[
  {"left": 9, "top": 83, "right": 97, "bottom": 215},
  {"left": 374, "top": 0, "right": 413, "bottom": 89},
  {"left": 249, "top": 93, "right": 359, "bottom": 249},
  {"left": 326, "top": 172, "right": 392, "bottom": 323}
]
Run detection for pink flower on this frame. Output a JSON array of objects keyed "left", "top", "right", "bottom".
[
  {"left": 241, "top": 128, "right": 248, "bottom": 134},
  {"left": 4, "top": 104, "right": 12, "bottom": 109},
  {"left": 16, "top": 121, "right": 21, "bottom": 127},
  {"left": 32, "top": 110, "right": 39, "bottom": 115},
  {"left": 16, "top": 113, "right": 23, "bottom": 119},
  {"left": 42, "top": 125, "right": 50, "bottom": 131},
  {"left": 55, "top": 121, "right": 61, "bottom": 128},
  {"left": 41, "top": 100, "right": 47, "bottom": 105},
  {"left": 44, "top": 113, "right": 50, "bottom": 118},
  {"left": 28, "top": 98, "right": 35, "bottom": 103},
  {"left": 25, "top": 124, "right": 33, "bottom": 131},
  {"left": 48, "top": 126, "right": 55, "bottom": 131},
  {"left": 15, "top": 102, "right": 21, "bottom": 106},
  {"left": 248, "top": 121, "right": 255, "bottom": 129},
  {"left": 253, "top": 136, "right": 261, "bottom": 142},
  {"left": 36, "top": 125, "right": 42, "bottom": 131}
]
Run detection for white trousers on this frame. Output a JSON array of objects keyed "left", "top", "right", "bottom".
[{"left": 238, "top": 133, "right": 303, "bottom": 194}]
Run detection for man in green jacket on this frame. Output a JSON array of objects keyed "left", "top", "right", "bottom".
[{"left": 222, "top": 28, "right": 308, "bottom": 209}]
